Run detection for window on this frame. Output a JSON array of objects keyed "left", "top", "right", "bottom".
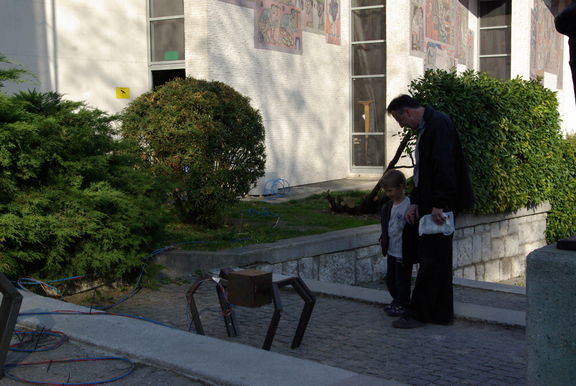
[
  {"left": 351, "top": 0, "right": 386, "bottom": 168},
  {"left": 149, "top": 0, "right": 185, "bottom": 63},
  {"left": 479, "top": 0, "right": 511, "bottom": 79},
  {"left": 152, "top": 69, "right": 186, "bottom": 88}
]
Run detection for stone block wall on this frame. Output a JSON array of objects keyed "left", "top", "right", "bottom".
[
  {"left": 452, "top": 203, "right": 549, "bottom": 282},
  {"left": 157, "top": 204, "right": 549, "bottom": 285},
  {"left": 251, "top": 244, "right": 385, "bottom": 286}
]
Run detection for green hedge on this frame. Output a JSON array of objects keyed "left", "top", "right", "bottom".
[
  {"left": 0, "top": 90, "right": 167, "bottom": 279},
  {"left": 409, "top": 69, "right": 574, "bottom": 242}
]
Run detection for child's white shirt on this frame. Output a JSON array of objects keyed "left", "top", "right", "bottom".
[{"left": 387, "top": 197, "right": 411, "bottom": 260}]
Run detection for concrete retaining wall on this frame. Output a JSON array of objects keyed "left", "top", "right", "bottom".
[
  {"left": 453, "top": 203, "right": 550, "bottom": 282},
  {"left": 157, "top": 203, "right": 550, "bottom": 284},
  {"left": 526, "top": 243, "right": 576, "bottom": 385}
]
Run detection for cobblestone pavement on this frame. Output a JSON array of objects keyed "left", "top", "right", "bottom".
[
  {"left": 4, "top": 332, "right": 207, "bottom": 385},
  {"left": 111, "top": 281, "right": 527, "bottom": 386},
  {"left": 362, "top": 280, "right": 527, "bottom": 312}
]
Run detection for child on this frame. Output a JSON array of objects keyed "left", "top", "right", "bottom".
[{"left": 379, "top": 170, "right": 418, "bottom": 317}]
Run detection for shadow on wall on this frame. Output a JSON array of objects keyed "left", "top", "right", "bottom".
[
  {"left": 208, "top": 2, "right": 349, "bottom": 187},
  {"left": 0, "top": 0, "right": 54, "bottom": 94}
]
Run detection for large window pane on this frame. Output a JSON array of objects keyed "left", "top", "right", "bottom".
[
  {"left": 480, "top": 28, "right": 510, "bottom": 55},
  {"left": 352, "top": 135, "right": 384, "bottom": 166},
  {"left": 353, "top": 43, "right": 385, "bottom": 75},
  {"left": 151, "top": 19, "right": 184, "bottom": 61},
  {"left": 352, "top": 8, "right": 385, "bottom": 41},
  {"left": 353, "top": 77, "right": 385, "bottom": 133},
  {"left": 479, "top": 0, "right": 511, "bottom": 27},
  {"left": 352, "top": 0, "right": 384, "bottom": 7},
  {"left": 480, "top": 56, "right": 510, "bottom": 79},
  {"left": 150, "top": 0, "right": 184, "bottom": 17}
]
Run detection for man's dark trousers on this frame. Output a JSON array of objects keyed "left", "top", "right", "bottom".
[{"left": 409, "top": 233, "right": 454, "bottom": 324}]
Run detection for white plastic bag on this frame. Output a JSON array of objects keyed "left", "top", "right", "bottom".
[{"left": 418, "top": 211, "right": 455, "bottom": 236}]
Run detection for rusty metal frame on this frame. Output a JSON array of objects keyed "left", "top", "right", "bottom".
[
  {"left": 262, "top": 277, "right": 316, "bottom": 350},
  {"left": 0, "top": 273, "right": 22, "bottom": 378},
  {"left": 186, "top": 277, "right": 238, "bottom": 338},
  {"left": 186, "top": 275, "right": 315, "bottom": 351}
]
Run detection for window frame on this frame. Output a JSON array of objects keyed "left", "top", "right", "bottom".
[
  {"left": 350, "top": 2, "right": 387, "bottom": 171},
  {"left": 478, "top": 0, "right": 511, "bottom": 80},
  {"left": 148, "top": 0, "right": 185, "bottom": 66}
]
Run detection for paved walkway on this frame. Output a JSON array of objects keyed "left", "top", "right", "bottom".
[
  {"left": 108, "top": 277, "right": 527, "bottom": 385},
  {"left": 10, "top": 179, "right": 529, "bottom": 385}
]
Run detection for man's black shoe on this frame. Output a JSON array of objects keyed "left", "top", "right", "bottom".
[{"left": 392, "top": 316, "right": 425, "bottom": 329}]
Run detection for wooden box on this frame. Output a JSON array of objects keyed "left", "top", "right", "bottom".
[{"left": 228, "top": 269, "right": 272, "bottom": 308}]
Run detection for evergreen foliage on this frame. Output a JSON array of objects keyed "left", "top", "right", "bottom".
[
  {"left": 121, "top": 77, "right": 266, "bottom": 226},
  {"left": 0, "top": 89, "right": 167, "bottom": 279},
  {"left": 0, "top": 53, "right": 30, "bottom": 88},
  {"left": 409, "top": 69, "right": 574, "bottom": 242}
]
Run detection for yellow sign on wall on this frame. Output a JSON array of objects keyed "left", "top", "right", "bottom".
[{"left": 116, "top": 87, "right": 130, "bottom": 99}]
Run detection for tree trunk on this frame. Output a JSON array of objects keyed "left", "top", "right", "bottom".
[{"left": 325, "top": 132, "right": 414, "bottom": 214}]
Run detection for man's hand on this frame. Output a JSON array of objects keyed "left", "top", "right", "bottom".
[
  {"left": 431, "top": 207, "right": 446, "bottom": 225},
  {"left": 405, "top": 204, "right": 419, "bottom": 224}
]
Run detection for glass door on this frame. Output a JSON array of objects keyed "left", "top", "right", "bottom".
[{"left": 351, "top": 0, "right": 385, "bottom": 169}]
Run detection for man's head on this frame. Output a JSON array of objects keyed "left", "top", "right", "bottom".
[{"left": 387, "top": 94, "right": 425, "bottom": 130}]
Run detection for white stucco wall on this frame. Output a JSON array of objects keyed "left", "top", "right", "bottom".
[
  {"left": 185, "top": 1, "right": 351, "bottom": 190},
  {"left": 514, "top": 0, "right": 575, "bottom": 136},
  {"left": 558, "top": 35, "right": 576, "bottom": 135},
  {"left": 0, "top": 0, "right": 149, "bottom": 114},
  {"left": 385, "top": 1, "right": 416, "bottom": 172}
]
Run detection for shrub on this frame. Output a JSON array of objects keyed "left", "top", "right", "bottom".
[
  {"left": 409, "top": 69, "right": 573, "bottom": 242},
  {"left": 121, "top": 77, "right": 266, "bottom": 226},
  {"left": 0, "top": 90, "right": 167, "bottom": 279},
  {"left": 546, "top": 135, "right": 576, "bottom": 241}
]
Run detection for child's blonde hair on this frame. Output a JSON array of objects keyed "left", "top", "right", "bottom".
[{"left": 381, "top": 169, "right": 406, "bottom": 189}]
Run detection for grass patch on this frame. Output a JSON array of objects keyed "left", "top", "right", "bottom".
[{"left": 159, "top": 191, "right": 379, "bottom": 251}]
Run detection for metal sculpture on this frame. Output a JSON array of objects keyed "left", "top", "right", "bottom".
[
  {"left": 186, "top": 271, "right": 315, "bottom": 351},
  {"left": 0, "top": 273, "right": 23, "bottom": 378}
]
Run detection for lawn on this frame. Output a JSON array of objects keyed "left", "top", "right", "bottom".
[{"left": 160, "top": 191, "right": 380, "bottom": 251}]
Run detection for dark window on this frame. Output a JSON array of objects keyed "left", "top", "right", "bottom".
[{"left": 152, "top": 69, "right": 185, "bottom": 88}]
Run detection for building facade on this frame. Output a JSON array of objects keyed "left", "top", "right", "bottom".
[{"left": 1, "top": 0, "right": 574, "bottom": 191}]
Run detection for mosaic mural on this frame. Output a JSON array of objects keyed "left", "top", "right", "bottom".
[
  {"left": 411, "top": 0, "right": 473, "bottom": 70},
  {"left": 531, "top": 0, "right": 564, "bottom": 88},
  {"left": 255, "top": 0, "right": 303, "bottom": 54},
  {"left": 325, "top": 0, "right": 341, "bottom": 45},
  {"left": 219, "top": 0, "right": 256, "bottom": 8},
  {"left": 303, "top": 0, "right": 325, "bottom": 34},
  {"left": 219, "top": 0, "right": 339, "bottom": 53}
]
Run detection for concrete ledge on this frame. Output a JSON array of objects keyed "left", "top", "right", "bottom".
[
  {"left": 17, "top": 291, "right": 400, "bottom": 386},
  {"left": 294, "top": 276, "right": 526, "bottom": 328},
  {"left": 455, "top": 202, "right": 550, "bottom": 229},
  {"left": 156, "top": 225, "right": 382, "bottom": 278},
  {"left": 453, "top": 277, "right": 526, "bottom": 295}
]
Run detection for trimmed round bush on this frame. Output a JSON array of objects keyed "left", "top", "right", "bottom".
[{"left": 121, "top": 77, "right": 266, "bottom": 226}]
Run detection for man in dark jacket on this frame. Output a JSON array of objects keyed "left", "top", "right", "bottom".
[
  {"left": 555, "top": 1, "right": 576, "bottom": 106},
  {"left": 386, "top": 94, "right": 474, "bottom": 329}
]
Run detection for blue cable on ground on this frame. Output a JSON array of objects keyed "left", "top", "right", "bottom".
[
  {"left": 4, "top": 356, "right": 135, "bottom": 385},
  {"left": 263, "top": 178, "right": 291, "bottom": 200}
]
